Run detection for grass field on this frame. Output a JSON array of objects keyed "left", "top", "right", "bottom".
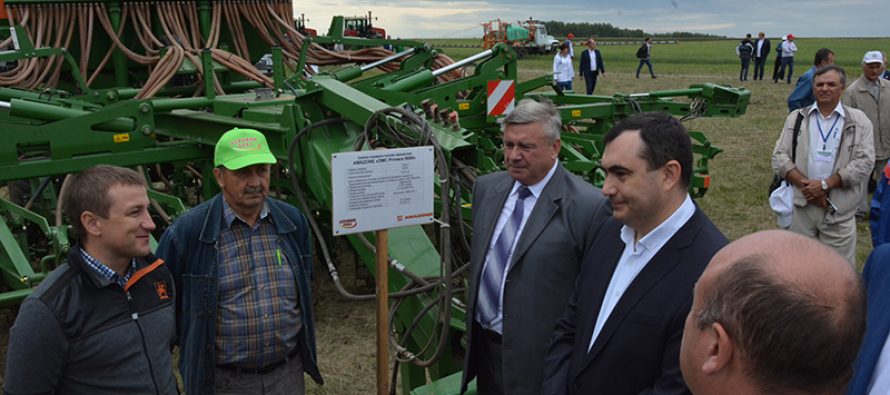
[{"left": 303, "top": 36, "right": 890, "bottom": 394}]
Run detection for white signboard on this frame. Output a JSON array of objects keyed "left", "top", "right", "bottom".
[{"left": 331, "top": 147, "right": 435, "bottom": 235}]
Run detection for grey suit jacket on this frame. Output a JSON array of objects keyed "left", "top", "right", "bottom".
[{"left": 461, "top": 162, "right": 611, "bottom": 395}]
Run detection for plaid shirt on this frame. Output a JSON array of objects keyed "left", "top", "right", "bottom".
[
  {"left": 215, "top": 198, "right": 301, "bottom": 369},
  {"left": 80, "top": 248, "right": 135, "bottom": 288}
]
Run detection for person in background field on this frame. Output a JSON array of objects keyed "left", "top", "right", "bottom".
[
  {"left": 564, "top": 33, "right": 575, "bottom": 59},
  {"left": 772, "top": 36, "right": 786, "bottom": 82},
  {"left": 3, "top": 165, "right": 178, "bottom": 395},
  {"left": 460, "top": 99, "right": 611, "bottom": 395},
  {"left": 845, "top": 51, "right": 890, "bottom": 223},
  {"left": 753, "top": 32, "right": 771, "bottom": 81},
  {"left": 771, "top": 65, "right": 875, "bottom": 267},
  {"left": 775, "top": 34, "right": 798, "bottom": 83},
  {"left": 680, "top": 230, "right": 866, "bottom": 395},
  {"left": 735, "top": 33, "right": 754, "bottom": 82},
  {"left": 157, "top": 128, "right": 323, "bottom": 395},
  {"left": 579, "top": 39, "right": 606, "bottom": 95},
  {"left": 870, "top": 163, "right": 890, "bottom": 248},
  {"left": 788, "top": 48, "right": 835, "bottom": 112},
  {"left": 636, "top": 37, "right": 657, "bottom": 79},
  {"left": 553, "top": 43, "right": 574, "bottom": 91},
  {"left": 543, "top": 112, "right": 728, "bottom": 395}
]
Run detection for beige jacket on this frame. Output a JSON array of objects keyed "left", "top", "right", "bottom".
[
  {"left": 843, "top": 76, "right": 890, "bottom": 160},
  {"left": 772, "top": 105, "right": 875, "bottom": 224}
]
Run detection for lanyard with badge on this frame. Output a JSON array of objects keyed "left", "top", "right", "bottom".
[{"left": 815, "top": 115, "right": 840, "bottom": 163}]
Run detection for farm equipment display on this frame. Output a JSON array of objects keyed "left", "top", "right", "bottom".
[
  {"left": 481, "top": 18, "right": 559, "bottom": 59},
  {"left": 0, "top": 0, "right": 750, "bottom": 393}
]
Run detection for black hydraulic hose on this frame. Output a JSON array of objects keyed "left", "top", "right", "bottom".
[{"left": 23, "top": 176, "right": 52, "bottom": 210}]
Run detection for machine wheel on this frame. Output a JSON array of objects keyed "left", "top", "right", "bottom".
[{"left": 515, "top": 47, "right": 528, "bottom": 60}]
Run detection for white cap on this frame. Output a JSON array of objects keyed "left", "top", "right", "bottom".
[
  {"left": 782, "top": 35, "right": 787, "bottom": 41},
  {"left": 863, "top": 51, "right": 883, "bottom": 64},
  {"left": 769, "top": 181, "right": 794, "bottom": 228}
]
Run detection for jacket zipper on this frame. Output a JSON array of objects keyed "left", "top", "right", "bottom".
[{"left": 127, "top": 289, "right": 163, "bottom": 395}]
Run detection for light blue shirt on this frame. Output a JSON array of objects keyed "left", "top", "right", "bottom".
[
  {"left": 587, "top": 195, "right": 695, "bottom": 352},
  {"left": 478, "top": 161, "right": 558, "bottom": 333}
]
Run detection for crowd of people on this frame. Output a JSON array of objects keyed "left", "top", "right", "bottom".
[{"left": 4, "top": 34, "right": 890, "bottom": 395}]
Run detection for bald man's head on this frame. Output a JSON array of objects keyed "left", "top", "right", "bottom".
[{"left": 682, "top": 231, "right": 866, "bottom": 395}]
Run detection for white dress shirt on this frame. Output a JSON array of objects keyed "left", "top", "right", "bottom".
[
  {"left": 589, "top": 50, "right": 597, "bottom": 71},
  {"left": 806, "top": 102, "right": 845, "bottom": 182},
  {"left": 781, "top": 41, "right": 798, "bottom": 58},
  {"left": 587, "top": 195, "right": 695, "bottom": 352},
  {"left": 478, "top": 161, "right": 558, "bottom": 333},
  {"left": 756, "top": 39, "right": 764, "bottom": 57},
  {"left": 553, "top": 53, "right": 574, "bottom": 82}
]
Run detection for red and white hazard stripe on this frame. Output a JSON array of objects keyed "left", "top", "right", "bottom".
[{"left": 487, "top": 80, "right": 515, "bottom": 116}]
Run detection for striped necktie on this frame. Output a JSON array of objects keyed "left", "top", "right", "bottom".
[{"left": 477, "top": 186, "right": 532, "bottom": 327}]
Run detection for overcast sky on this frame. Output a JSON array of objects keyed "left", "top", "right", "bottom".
[{"left": 297, "top": 0, "right": 889, "bottom": 39}]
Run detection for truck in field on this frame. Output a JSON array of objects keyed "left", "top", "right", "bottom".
[{"left": 481, "top": 18, "right": 559, "bottom": 59}]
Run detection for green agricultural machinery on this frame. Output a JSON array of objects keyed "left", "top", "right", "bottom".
[{"left": 0, "top": 0, "right": 749, "bottom": 393}]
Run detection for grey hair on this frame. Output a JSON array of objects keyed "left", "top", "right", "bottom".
[{"left": 500, "top": 98, "right": 562, "bottom": 145}]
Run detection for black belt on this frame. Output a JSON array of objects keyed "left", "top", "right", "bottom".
[{"left": 217, "top": 347, "right": 299, "bottom": 375}]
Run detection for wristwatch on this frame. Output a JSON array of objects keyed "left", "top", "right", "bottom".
[{"left": 822, "top": 180, "right": 829, "bottom": 190}]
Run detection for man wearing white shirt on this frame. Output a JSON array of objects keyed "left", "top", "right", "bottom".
[
  {"left": 579, "top": 39, "right": 606, "bottom": 94},
  {"left": 772, "top": 65, "right": 875, "bottom": 266},
  {"left": 461, "top": 99, "right": 611, "bottom": 395},
  {"left": 775, "top": 33, "right": 798, "bottom": 83},
  {"left": 543, "top": 112, "right": 728, "bottom": 395}
]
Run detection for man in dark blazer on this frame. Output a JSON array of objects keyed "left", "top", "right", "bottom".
[
  {"left": 579, "top": 39, "right": 606, "bottom": 95},
  {"left": 542, "top": 112, "right": 728, "bottom": 395},
  {"left": 460, "top": 99, "right": 611, "bottom": 395},
  {"left": 847, "top": 243, "right": 890, "bottom": 395},
  {"left": 753, "top": 32, "right": 771, "bottom": 81}
]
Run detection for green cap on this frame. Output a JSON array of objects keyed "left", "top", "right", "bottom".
[{"left": 214, "top": 128, "right": 277, "bottom": 169}]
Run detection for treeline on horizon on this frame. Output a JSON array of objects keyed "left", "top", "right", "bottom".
[{"left": 542, "top": 21, "right": 726, "bottom": 39}]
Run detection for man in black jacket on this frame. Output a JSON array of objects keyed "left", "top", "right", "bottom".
[
  {"left": 753, "top": 32, "right": 771, "bottom": 80},
  {"left": 3, "top": 165, "right": 178, "bottom": 395}
]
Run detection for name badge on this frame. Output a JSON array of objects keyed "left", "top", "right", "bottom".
[{"left": 815, "top": 150, "right": 833, "bottom": 163}]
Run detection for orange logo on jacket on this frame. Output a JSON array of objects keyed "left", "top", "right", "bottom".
[{"left": 155, "top": 282, "right": 169, "bottom": 299}]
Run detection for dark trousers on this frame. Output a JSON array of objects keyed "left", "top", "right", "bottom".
[
  {"left": 585, "top": 72, "right": 599, "bottom": 94},
  {"left": 776, "top": 57, "right": 794, "bottom": 83},
  {"left": 473, "top": 321, "right": 505, "bottom": 395},
  {"left": 740, "top": 58, "right": 751, "bottom": 81},
  {"left": 753, "top": 57, "right": 767, "bottom": 80},
  {"left": 773, "top": 55, "right": 785, "bottom": 81},
  {"left": 636, "top": 59, "right": 654, "bottom": 77}
]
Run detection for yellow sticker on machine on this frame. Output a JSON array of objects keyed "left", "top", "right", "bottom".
[
  {"left": 572, "top": 110, "right": 581, "bottom": 117},
  {"left": 114, "top": 133, "right": 130, "bottom": 143},
  {"left": 459, "top": 103, "right": 470, "bottom": 110}
]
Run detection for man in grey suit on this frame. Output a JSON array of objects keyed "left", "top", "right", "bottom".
[{"left": 460, "top": 99, "right": 612, "bottom": 395}]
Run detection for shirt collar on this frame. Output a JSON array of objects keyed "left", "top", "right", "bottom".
[
  {"left": 79, "top": 247, "right": 135, "bottom": 287},
  {"left": 620, "top": 194, "right": 695, "bottom": 252},
  {"left": 221, "top": 196, "right": 270, "bottom": 229},
  {"left": 510, "top": 160, "right": 559, "bottom": 200},
  {"left": 808, "top": 101, "right": 845, "bottom": 119}
]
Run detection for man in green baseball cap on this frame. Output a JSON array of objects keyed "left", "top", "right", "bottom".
[{"left": 156, "top": 127, "right": 324, "bottom": 395}]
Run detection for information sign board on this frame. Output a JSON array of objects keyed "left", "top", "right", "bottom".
[{"left": 332, "top": 147, "right": 435, "bottom": 235}]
